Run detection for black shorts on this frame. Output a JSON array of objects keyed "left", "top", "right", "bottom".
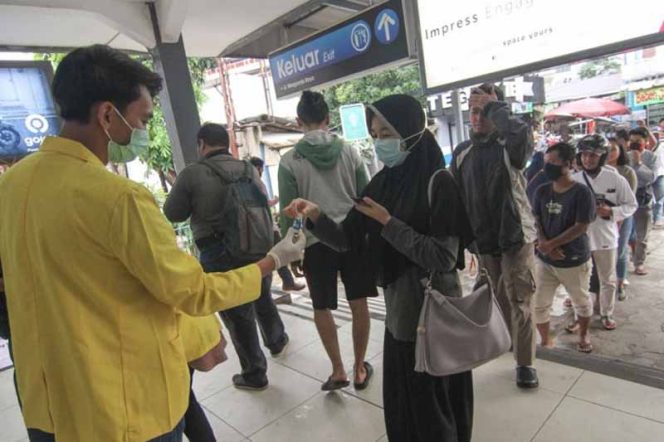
[{"left": 302, "top": 242, "right": 378, "bottom": 310}]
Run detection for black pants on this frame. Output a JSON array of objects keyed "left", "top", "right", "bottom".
[
  {"left": 383, "top": 330, "right": 473, "bottom": 442},
  {"left": 184, "top": 368, "right": 216, "bottom": 442},
  {"left": 198, "top": 241, "right": 287, "bottom": 384}
]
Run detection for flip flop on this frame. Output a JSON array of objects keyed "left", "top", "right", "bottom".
[
  {"left": 577, "top": 342, "right": 593, "bottom": 353},
  {"left": 354, "top": 362, "right": 374, "bottom": 391},
  {"left": 565, "top": 322, "right": 580, "bottom": 334},
  {"left": 321, "top": 377, "right": 350, "bottom": 391}
]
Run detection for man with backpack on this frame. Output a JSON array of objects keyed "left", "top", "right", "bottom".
[{"left": 165, "top": 123, "right": 289, "bottom": 391}]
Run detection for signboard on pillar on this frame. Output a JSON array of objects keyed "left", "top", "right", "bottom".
[
  {"left": 269, "top": 0, "right": 411, "bottom": 99},
  {"left": 415, "top": 0, "right": 664, "bottom": 94},
  {"left": 340, "top": 104, "right": 370, "bottom": 141}
]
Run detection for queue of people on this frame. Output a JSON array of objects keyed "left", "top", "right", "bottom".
[{"left": 0, "top": 43, "right": 659, "bottom": 442}]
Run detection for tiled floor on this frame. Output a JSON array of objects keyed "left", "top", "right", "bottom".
[{"left": 2, "top": 314, "right": 664, "bottom": 442}]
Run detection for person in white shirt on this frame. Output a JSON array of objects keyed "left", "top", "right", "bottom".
[
  {"left": 573, "top": 135, "right": 637, "bottom": 330},
  {"left": 648, "top": 132, "right": 664, "bottom": 227}
]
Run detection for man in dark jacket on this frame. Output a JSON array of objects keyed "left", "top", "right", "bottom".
[
  {"left": 164, "top": 123, "right": 289, "bottom": 391},
  {"left": 451, "top": 83, "right": 539, "bottom": 389}
]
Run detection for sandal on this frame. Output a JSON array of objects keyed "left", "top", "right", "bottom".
[
  {"left": 601, "top": 316, "right": 617, "bottom": 331},
  {"left": 354, "top": 362, "right": 374, "bottom": 391},
  {"left": 565, "top": 321, "right": 580, "bottom": 334},
  {"left": 635, "top": 266, "right": 648, "bottom": 276},
  {"left": 321, "top": 377, "right": 350, "bottom": 391},
  {"left": 577, "top": 341, "right": 593, "bottom": 353}
]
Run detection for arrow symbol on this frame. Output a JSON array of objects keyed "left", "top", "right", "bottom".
[{"left": 378, "top": 12, "right": 396, "bottom": 41}]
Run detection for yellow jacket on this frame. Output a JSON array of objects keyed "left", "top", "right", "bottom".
[
  {"left": 0, "top": 137, "right": 261, "bottom": 441},
  {"left": 178, "top": 314, "right": 222, "bottom": 362}
]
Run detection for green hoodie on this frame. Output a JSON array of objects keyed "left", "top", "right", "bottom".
[
  {"left": 294, "top": 131, "right": 345, "bottom": 170},
  {"left": 278, "top": 130, "right": 369, "bottom": 243}
]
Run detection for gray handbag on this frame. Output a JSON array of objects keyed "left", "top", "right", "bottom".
[
  {"left": 414, "top": 273, "right": 511, "bottom": 376},
  {"left": 414, "top": 169, "right": 511, "bottom": 376}
]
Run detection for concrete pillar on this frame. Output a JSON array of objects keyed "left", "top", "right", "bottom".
[{"left": 148, "top": 3, "right": 200, "bottom": 173}]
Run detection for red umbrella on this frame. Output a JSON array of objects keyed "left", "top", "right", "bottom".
[{"left": 545, "top": 98, "right": 630, "bottom": 119}]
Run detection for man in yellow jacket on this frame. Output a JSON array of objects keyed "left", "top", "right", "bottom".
[{"left": 0, "top": 45, "right": 305, "bottom": 442}]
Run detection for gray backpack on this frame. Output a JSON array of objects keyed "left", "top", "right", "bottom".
[{"left": 200, "top": 159, "right": 274, "bottom": 263}]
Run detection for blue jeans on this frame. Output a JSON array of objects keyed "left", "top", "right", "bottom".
[
  {"left": 617, "top": 216, "right": 634, "bottom": 281},
  {"left": 28, "top": 420, "right": 185, "bottom": 442},
  {"left": 198, "top": 241, "right": 287, "bottom": 384},
  {"left": 653, "top": 176, "right": 664, "bottom": 222}
]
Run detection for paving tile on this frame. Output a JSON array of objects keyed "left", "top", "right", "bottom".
[
  {"left": 533, "top": 397, "right": 664, "bottom": 442},
  {"left": 342, "top": 352, "right": 383, "bottom": 408},
  {"left": 277, "top": 313, "right": 322, "bottom": 353},
  {"left": 275, "top": 329, "right": 383, "bottom": 383},
  {"left": 473, "top": 372, "right": 564, "bottom": 442},
  {"left": 192, "top": 350, "right": 242, "bottom": 401},
  {"left": 194, "top": 407, "right": 245, "bottom": 442},
  {"left": 0, "top": 405, "right": 27, "bottom": 442},
  {"left": 568, "top": 371, "right": 664, "bottom": 423},
  {"left": 473, "top": 353, "right": 583, "bottom": 395},
  {"left": 202, "top": 362, "right": 320, "bottom": 436},
  {"left": 250, "top": 390, "right": 385, "bottom": 442},
  {"left": 0, "top": 369, "right": 19, "bottom": 412}
]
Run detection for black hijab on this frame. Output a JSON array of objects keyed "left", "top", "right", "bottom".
[{"left": 343, "top": 94, "right": 474, "bottom": 287}]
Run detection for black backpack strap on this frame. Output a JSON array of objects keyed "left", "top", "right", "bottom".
[
  {"left": 199, "top": 159, "right": 235, "bottom": 184},
  {"left": 581, "top": 172, "right": 597, "bottom": 196}
]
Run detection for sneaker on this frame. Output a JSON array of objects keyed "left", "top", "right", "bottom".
[
  {"left": 617, "top": 286, "right": 627, "bottom": 301},
  {"left": 270, "top": 334, "right": 290, "bottom": 357},
  {"left": 282, "top": 281, "right": 306, "bottom": 292},
  {"left": 232, "top": 374, "right": 268, "bottom": 391},
  {"left": 516, "top": 366, "right": 539, "bottom": 389}
]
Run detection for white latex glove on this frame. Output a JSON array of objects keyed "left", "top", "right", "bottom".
[{"left": 267, "top": 227, "right": 306, "bottom": 269}]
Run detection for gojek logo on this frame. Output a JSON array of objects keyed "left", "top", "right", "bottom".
[
  {"left": 25, "top": 114, "right": 49, "bottom": 134},
  {"left": 24, "top": 114, "right": 50, "bottom": 149}
]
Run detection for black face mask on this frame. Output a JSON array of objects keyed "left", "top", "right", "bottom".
[
  {"left": 544, "top": 162, "right": 565, "bottom": 181},
  {"left": 629, "top": 142, "right": 642, "bottom": 151}
]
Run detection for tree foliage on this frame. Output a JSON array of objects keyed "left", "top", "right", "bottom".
[
  {"left": 36, "top": 52, "right": 215, "bottom": 190},
  {"left": 323, "top": 63, "right": 423, "bottom": 127},
  {"left": 140, "top": 57, "right": 215, "bottom": 190}
]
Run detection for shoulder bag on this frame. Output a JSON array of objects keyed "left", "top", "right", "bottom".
[{"left": 414, "top": 169, "right": 511, "bottom": 376}]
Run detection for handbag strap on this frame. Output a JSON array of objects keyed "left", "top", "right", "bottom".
[{"left": 424, "top": 168, "right": 453, "bottom": 288}]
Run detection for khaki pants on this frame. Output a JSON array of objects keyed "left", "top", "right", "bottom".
[
  {"left": 534, "top": 259, "right": 593, "bottom": 324},
  {"left": 479, "top": 242, "right": 536, "bottom": 367},
  {"left": 592, "top": 249, "right": 617, "bottom": 317},
  {"left": 633, "top": 207, "right": 652, "bottom": 267}
]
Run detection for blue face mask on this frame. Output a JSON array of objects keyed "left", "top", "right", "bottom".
[
  {"left": 374, "top": 129, "right": 426, "bottom": 168},
  {"left": 374, "top": 138, "right": 409, "bottom": 168},
  {"left": 104, "top": 106, "right": 150, "bottom": 163}
]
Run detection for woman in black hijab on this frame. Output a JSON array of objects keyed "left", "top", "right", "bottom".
[{"left": 285, "top": 94, "right": 474, "bottom": 441}]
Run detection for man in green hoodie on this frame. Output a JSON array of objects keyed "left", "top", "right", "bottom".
[{"left": 278, "top": 91, "right": 377, "bottom": 391}]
